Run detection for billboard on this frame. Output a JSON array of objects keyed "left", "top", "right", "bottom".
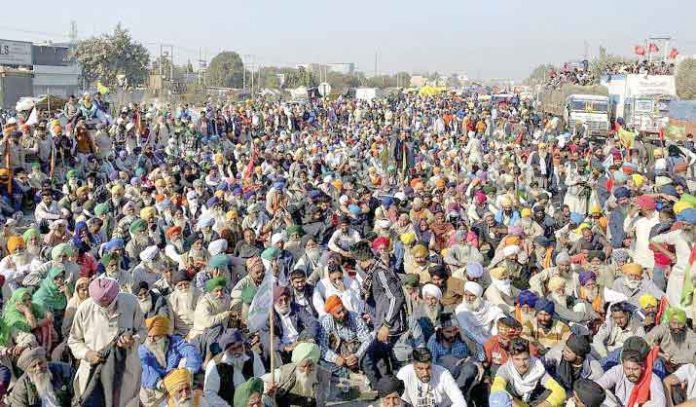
[{"left": 0, "top": 39, "right": 32, "bottom": 66}]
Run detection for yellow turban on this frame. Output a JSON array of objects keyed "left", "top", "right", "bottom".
[
  {"left": 411, "top": 244, "right": 428, "bottom": 258},
  {"left": 589, "top": 205, "right": 602, "bottom": 215},
  {"left": 145, "top": 315, "right": 170, "bottom": 336},
  {"left": 7, "top": 236, "right": 25, "bottom": 254},
  {"left": 226, "top": 210, "right": 238, "bottom": 220},
  {"left": 332, "top": 180, "right": 343, "bottom": 190},
  {"left": 622, "top": 263, "right": 643, "bottom": 276},
  {"left": 503, "top": 235, "right": 521, "bottom": 247},
  {"left": 520, "top": 208, "right": 532, "bottom": 218},
  {"left": 400, "top": 232, "right": 416, "bottom": 246},
  {"left": 639, "top": 294, "right": 658, "bottom": 309},
  {"left": 631, "top": 174, "right": 645, "bottom": 189},
  {"left": 140, "top": 206, "right": 156, "bottom": 221},
  {"left": 111, "top": 184, "right": 124, "bottom": 194},
  {"left": 674, "top": 201, "right": 692, "bottom": 215},
  {"left": 162, "top": 368, "right": 191, "bottom": 395},
  {"left": 548, "top": 276, "right": 566, "bottom": 292},
  {"left": 489, "top": 266, "right": 508, "bottom": 280},
  {"left": 76, "top": 186, "right": 90, "bottom": 196}
]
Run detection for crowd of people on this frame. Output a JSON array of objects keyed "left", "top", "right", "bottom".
[
  {"left": 542, "top": 59, "right": 676, "bottom": 90},
  {"left": 0, "top": 88, "right": 693, "bottom": 407}
]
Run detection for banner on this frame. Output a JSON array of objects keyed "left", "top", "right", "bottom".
[
  {"left": 634, "top": 45, "right": 646, "bottom": 56},
  {"left": 246, "top": 270, "right": 276, "bottom": 332}
]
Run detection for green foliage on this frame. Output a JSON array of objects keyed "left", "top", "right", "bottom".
[
  {"left": 588, "top": 46, "right": 631, "bottom": 82},
  {"left": 525, "top": 64, "right": 555, "bottom": 85},
  {"left": 71, "top": 24, "right": 150, "bottom": 88},
  {"left": 282, "top": 67, "right": 319, "bottom": 89},
  {"left": 206, "top": 51, "right": 245, "bottom": 88},
  {"left": 676, "top": 58, "right": 696, "bottom": 99}
]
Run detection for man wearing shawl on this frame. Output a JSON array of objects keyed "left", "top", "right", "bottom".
[
  {"left": 167, "top": 270, "right": 199, "bottom": 337},
  {"left": 542, "top": 333, "right": 603, "bottom": 392},
  {"left": 645, "top": 307, "right": 696, "bottom": 371},
  {"left": 190, "top": 276, "right": 232, "bottom": 340},
  {"left": 261, "top": 342, "right": 328, "bottom": 407},
  {"left": 139, "top": 315, "right": 202, "bottom": 406},
  {"left": 230, "top": 256, "right": 265, "bottom": 319},
  {"left": 596, "top": 347, "right": 666, "bottom": 407},
  {"left": 521, "top": 299, "right": 571, "bottom": 353},
  {"left": 529, "top": 251, "right": 578, "bottom": 298},
  {"left": 317, "top": 295, "right": 371, "bottom": 377},
  {"left": 262, "top": 286, "right": 318, "bottom": 365},
  {"left": 455, "top": 281, "right": 505, "bottom": 351},
  {"left": 611, "top": 263, "right": 664, "bottom": 308},
  {"left": 7, "top": 346, "right": 73, "bottom": 407},
  {"left": 491, "top": 338, "right": 566, "bottom": 406},
  {"left": 204, "top": 328, "right": 266, "bottom": 406},
  {"left": 68, "top": 277, "right": 146, "bottom": 407}
]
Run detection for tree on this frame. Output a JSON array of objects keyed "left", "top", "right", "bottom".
[
  {"left": 676, "top": 58, "right": 696, "bottom": 99},
  {"left": 588, "top": 46, "right": 631, "bottom": 82},
  {"left": 71, "top": 24, "right": 150, "bottom": 88},
  {"left": 525, "top": 64, "right": 555, "bottom": 85},
  {"left": 206, "top": 51, "right": 245, "bottom": 88}
]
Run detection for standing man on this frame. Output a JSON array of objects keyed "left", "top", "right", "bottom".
[
  {"left": 351, "top": 240, "right": 407, "bottom": 387},
  {"left": 68, "top": 277, "right": 146, "bottom": 407}
]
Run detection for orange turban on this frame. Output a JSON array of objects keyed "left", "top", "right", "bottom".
[
  {"left": 166, "top": 226, "right": 182, "bottom": 239},
  {"left": 324, "top": 295, "right": 343, "bottom": 314},
  {"left": 7, "top": 236, "right": 24, "bottom": 254},
  {"left": 622, "top": 263, "right": 643, "bottom": 276},
  {"left": 503, "top": 235, "right": 521, "bottom": 247},
  {"left": 145, "top": 315, "right": 170, "bottom": 336}
]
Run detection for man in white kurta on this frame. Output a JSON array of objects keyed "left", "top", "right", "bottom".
[{"left": 68, "top": 277, "right": 146, "bottom": 407}]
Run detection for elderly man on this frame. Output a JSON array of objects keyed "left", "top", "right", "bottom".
[
  {"left": 233, "top": 378, "right": 264, "bottom": 407},
  {"left": 455, "top": 281, "right": 505, "bottom": 348},
  {"left": 413, "top": 283, "right": 444, "bottom": 343},
  {"left": 623, "top": 194, "right": 660, "bottom": 270},
  {"left": 611, "top": 262, "right": 665, "bottom": 307},
  {"left": 230, "top": 256, "right": 265, "bottom": 319},
  {"left": 396, "top": 347, "right": 467, "bottom": 407},
  {"left": 139, "top": 315, "right": 202, "bottom": 407},
  {"left": 529, "top": 251, "right": 578, "bottom": 298},
  {"left": 646, "top": 308, "right": 696, "bottom": 371},
  {"left": 132, "top": 245, "right": 164, "bottom": 287},
  {"left": 190, "top": 276, "right": 232, "bottom": 340},
  {"left": 521, "top": 298, "right": 571, "bottom": 353},
  {"left": 596, "top": 348, "right": 667, "bottom": 407},
  {"left": 484, "top": 266, "right": 519, "bottom": 314},
  {"left": 318, "top": 295, "right": 372, "bottom": 377},
  {"left": 262, "top": 286, "right": 319, "bottom": 364},
  {"left": 593, "top": 301, "right": 646, "bottom": 360},
  {"left": 405, "top": 243, "right": 434, "bottom": 284},
  {"left": 262, "top": 343, "right": 329, "bottom": 407},
  {"left": 162, "top": 368, "right": 208, "bottom": 407},
  {"left": 428, "top": 264, "right": 465, "bottom": 310},
  {"left": 542, "top": 333, "right": 603, "bottom": 392},
  {"left": 375, "top": 375, "right": 407, "bottom": 407},
  {"left": 204, "top": 329, "right": 266, "bottom": 406},
  {"left": 68, "top": 277, "right": 146, "bottom": 407},
  {"left": 167, "top": 270, "right": 199, "bottom": 337},
  {"left": 491, "top": 338, "right": 566, "bottom": 406},
  {"left": 8, "top": 347, "right": 73, "bottom": 407}
]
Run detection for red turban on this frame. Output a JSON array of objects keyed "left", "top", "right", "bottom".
[
  {"left": 371, "top": 236, "right": 390, "bottom": 250},
  {"left": 166, "top": 226, "right": 182, "bottom": 239},
  {"left": 635, "top": 195, "right": 656, "bottom": 210},
  {"left": 324, "top": 295, "right": 343, "bottom": 314}
]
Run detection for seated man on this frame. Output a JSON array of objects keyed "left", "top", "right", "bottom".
[
  {"left": 546, "top": 276, "right": 597, "bottom": 324},
  {"left": 611, "top": 262, "right": 664, "bottom": 308},
  {"left": 262, "top": 343, "right": 330, "bottom": 407},
  {"left": 664, "top": 363, "right": 696, "bottom": 406},
  {"left": 521, "top": 298, "right": 571, "bottom": 354},
  {"left": 139, "top": 315, "right": 202, "bottom": 406},
  {"left": 484, "top": 266, "right": 520, "bottom": 315},
  {"left": 204, "top": 328, "right": 266, "bottom": 406},
  {"left": 646, "top": 307, "right": 696, "bottom": 373},
  {"left": 396, "top": 347, "right": 467, "bottom": 407},
  {"left": 428, "top": 264, "right": 466, "bottom": 311},
  {"left": 596, "top": 348, "right": 666, "bottom": 407},
  {"left": 317, "top": 295, "right": 371, "bottom": 378},
  {"left": 542, "top": 333, "right": 603, "bottom": 393},
  {"left": 262, "top": 286, "right": 319, "bottom": 364},
  {"left": 8, "top": 347, "right": 73, "bottom": 407},
  {"left": 570, "top": 378, "right": 607, "bottom": 407},
  {"left": 601, "top": 336, "right": 668, "bottom": 380},
  {"left": 491, "top": 338, "right": 566, "bottom": 406},
  {"left": 592, "top": 302, "right": 645, "bottom": 360},
  {"left": 636, "top": 294, "right": 659, "bottom": 333},
  {"left": 484, "top": 317, "right": 528, "bottom": 375},
  {"left": 528, "top": 251, "right": 578, "bottom": 298},
  {"left": 455, "top": 281, "right": 505, "bottom": 349},
  {"left": 412, "top": 283, "right": 443, "bottom": 343}
]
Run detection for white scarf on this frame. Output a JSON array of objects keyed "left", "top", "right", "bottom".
[{"left": 505, "top": 358, "right": 547, "bottom": 401}]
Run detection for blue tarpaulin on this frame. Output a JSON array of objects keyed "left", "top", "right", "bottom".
[{"left": 668, "top": 100, "right": 696, "bottom": 121}]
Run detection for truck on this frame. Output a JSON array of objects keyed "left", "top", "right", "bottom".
[
  {"left": 538, "top": 84, "right": 610, "bottom": 137},
  {"left": 600, "top": 74, "right": 677, "bottom": 135}
]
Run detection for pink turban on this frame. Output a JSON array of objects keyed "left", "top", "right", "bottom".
[{"left": 89, "top": 277, "right": 120, "bottom": 305}]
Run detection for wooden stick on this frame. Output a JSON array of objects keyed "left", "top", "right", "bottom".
[{"left": 269, "top": 301, "right": 275, "bottom": 389}]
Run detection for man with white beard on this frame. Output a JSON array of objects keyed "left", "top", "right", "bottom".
[
  {"left": 455, "top": 281, "right": 505, "bottom": 350},
  {"left": 163, "top": 368, "right": 209, "bottom": 407},
  {"left": 168, "top": 270, "right": 199, "bottom": 337},
  {"left": 203, "top": 329, "right": 266, "bottom": 406},
  {"left": 165, "top": 226, "right": 187, "bottom": 264},
  {"left": 190, "top": 276, "right": 233, "bottom": 340},
  {"left": 126, "top": 219, "right": 153, "bottom": 260},
  {"left": 230, "top": 256, "right": 265, "bottom": 319},
  {"left": 294, "top": 238, "right": 325, "bottom": 284},
  {"left": 0, "top": 236, "right": 38, "bottom": 296},
  {"left": 262, "top": 342, "right": 329, "bottom": 407},
  {"left": 132, "top": 245, "right": 164, "bottom": 287},
  {"left": 8, "top": 347, "right": 73, "bottom": 406}
]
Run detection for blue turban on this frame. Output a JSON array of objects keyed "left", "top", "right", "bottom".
[
  {"left": 217, "top": 328, "right": 244, "bottom": 351},
  {"left": 308, "top": 190, "right": 321, "bottom": 200},
  {"left": 518, "top": 290, "right": 538, "bottom": 307},
  {"left": 466, "top": 261, "right": 484, "bottom": 278},
  {"left": 273, "top": 181, "right": 285, "bottom": 190},
  {"left": 578, "top": 271, "right": 597, "bottom": 286},
  {"left": 535, "top": 298, "right": 555, "bottom": 315},
  {"left": 348, "top": 204, "right": 361, "bottom": 215},
  {"left": 660, "top": 184, "right": 679, "bottom": 198},
  {"left": 677, "top": 208, "right": 696, "bottom": 225},
  {"left": 614, "top": 187, "right": 630, "bottom": 199},
  {"left": 382, "top": 196, "right": 394, "bottom": 207},
  {"left": 104, "top": 238, "right": 125, "bottom": 253},
  {"left": 207, "top": 197, "right": 219, "bottom": 207},
  {"left": 570, "top": 212, "right": 584, "bottom": 224}
]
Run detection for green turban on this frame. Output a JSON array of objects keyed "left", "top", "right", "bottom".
[
  {"left": 208, "top": 254, "right": 229, "bottom": 269},
  {"left": 66, "top": 169, "right": 78, "bottom": 180},
  {"left": 260, "top": 247, "right": 280, "bottom": 261},
  {"left": 94, "top": 203, "right": 110, "bottom": 216},
  {"left": 204, "top": 276, "right": 228, "bottom": 293},
  {"left": 291, "top": 342, "right": 320, "bottom": 364},
  {"left": 129, "top": 219, "right": 147, "bottom": 234},
  {"left": 51, "top": 243, "right": 74, "bottom": 260},
  {"left": 666, "top": 307, "right": 687, "bottom": 324},
  {"left": 286, "top": 225, "right": 305, "bottom": 237},
  {"left": 233, "top": 378, "right": 264, "bottom": 407},
  {"left": 22, "top": 228, "right": 40, "bottom": 242}
]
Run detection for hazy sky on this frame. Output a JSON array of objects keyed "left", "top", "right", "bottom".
[{"left": 0, "top": 0, "right": 691, "bottom": 79}]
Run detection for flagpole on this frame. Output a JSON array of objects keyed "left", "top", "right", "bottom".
[{"left": 269, "top": 302, "right": 275, "bottom": 390}]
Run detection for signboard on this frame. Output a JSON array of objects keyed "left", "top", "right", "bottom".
[
  {"left": 624, "top": 74, "right": 676, "bottom": 98},
  {"left": 0, "top": 39, "right": 32, "bottom": 66},
  {"left": 318, "top": 82, "right": 331, "bottom": 97}
]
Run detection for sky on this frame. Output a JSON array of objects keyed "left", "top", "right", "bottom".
[{"left": 0, "top": 0, "right": 691, "bottom": 80}]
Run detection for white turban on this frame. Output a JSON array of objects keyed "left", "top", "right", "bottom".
[
  {"left": 271, "top": 232, "right": 287, "bottom": 246},
  {"left": 464, "top": 281, "right": 483, "bottom": 298},
  {"left": 555, "top": 251, "right": 571, "bottom": 265},
  {"left": 208, "top": 239, "right": 228, "bottom": 256},
  {"left": 375, "top": 219, "right": 392, "bottom": 229},
  {"left": 197, "top": 215, "right": 215, "bottom": 229},
  {"left": 339, "top": 195, "right": 349, "bottom": 206},
  {"left": 422, "top": 284, "right": 442, "bottom": 300},
  {"left": 50, "top": 219, "right": 68, "bottom": 230},
  {"left": 502, "top": 245, "right": 520, "bottom": 257},
  {"left": 140, "top": 245, "right": 159, "bottom": 262}
]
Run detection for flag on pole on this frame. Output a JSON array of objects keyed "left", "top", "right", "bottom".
[
  {"left": 669, "top": 48, "right": 679, "bottom": 59},
  {"left": 634, "top": 45, "right": 646, "bottom": 56},
  {"left": 26, "top": 107, "right": 38, "bottom": 126},
  {"left": 648, "top": 43, "right": 659, "bottom": 53},
  {"left": 247, "top": 269, "right": 276, "bottom": 332}
]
